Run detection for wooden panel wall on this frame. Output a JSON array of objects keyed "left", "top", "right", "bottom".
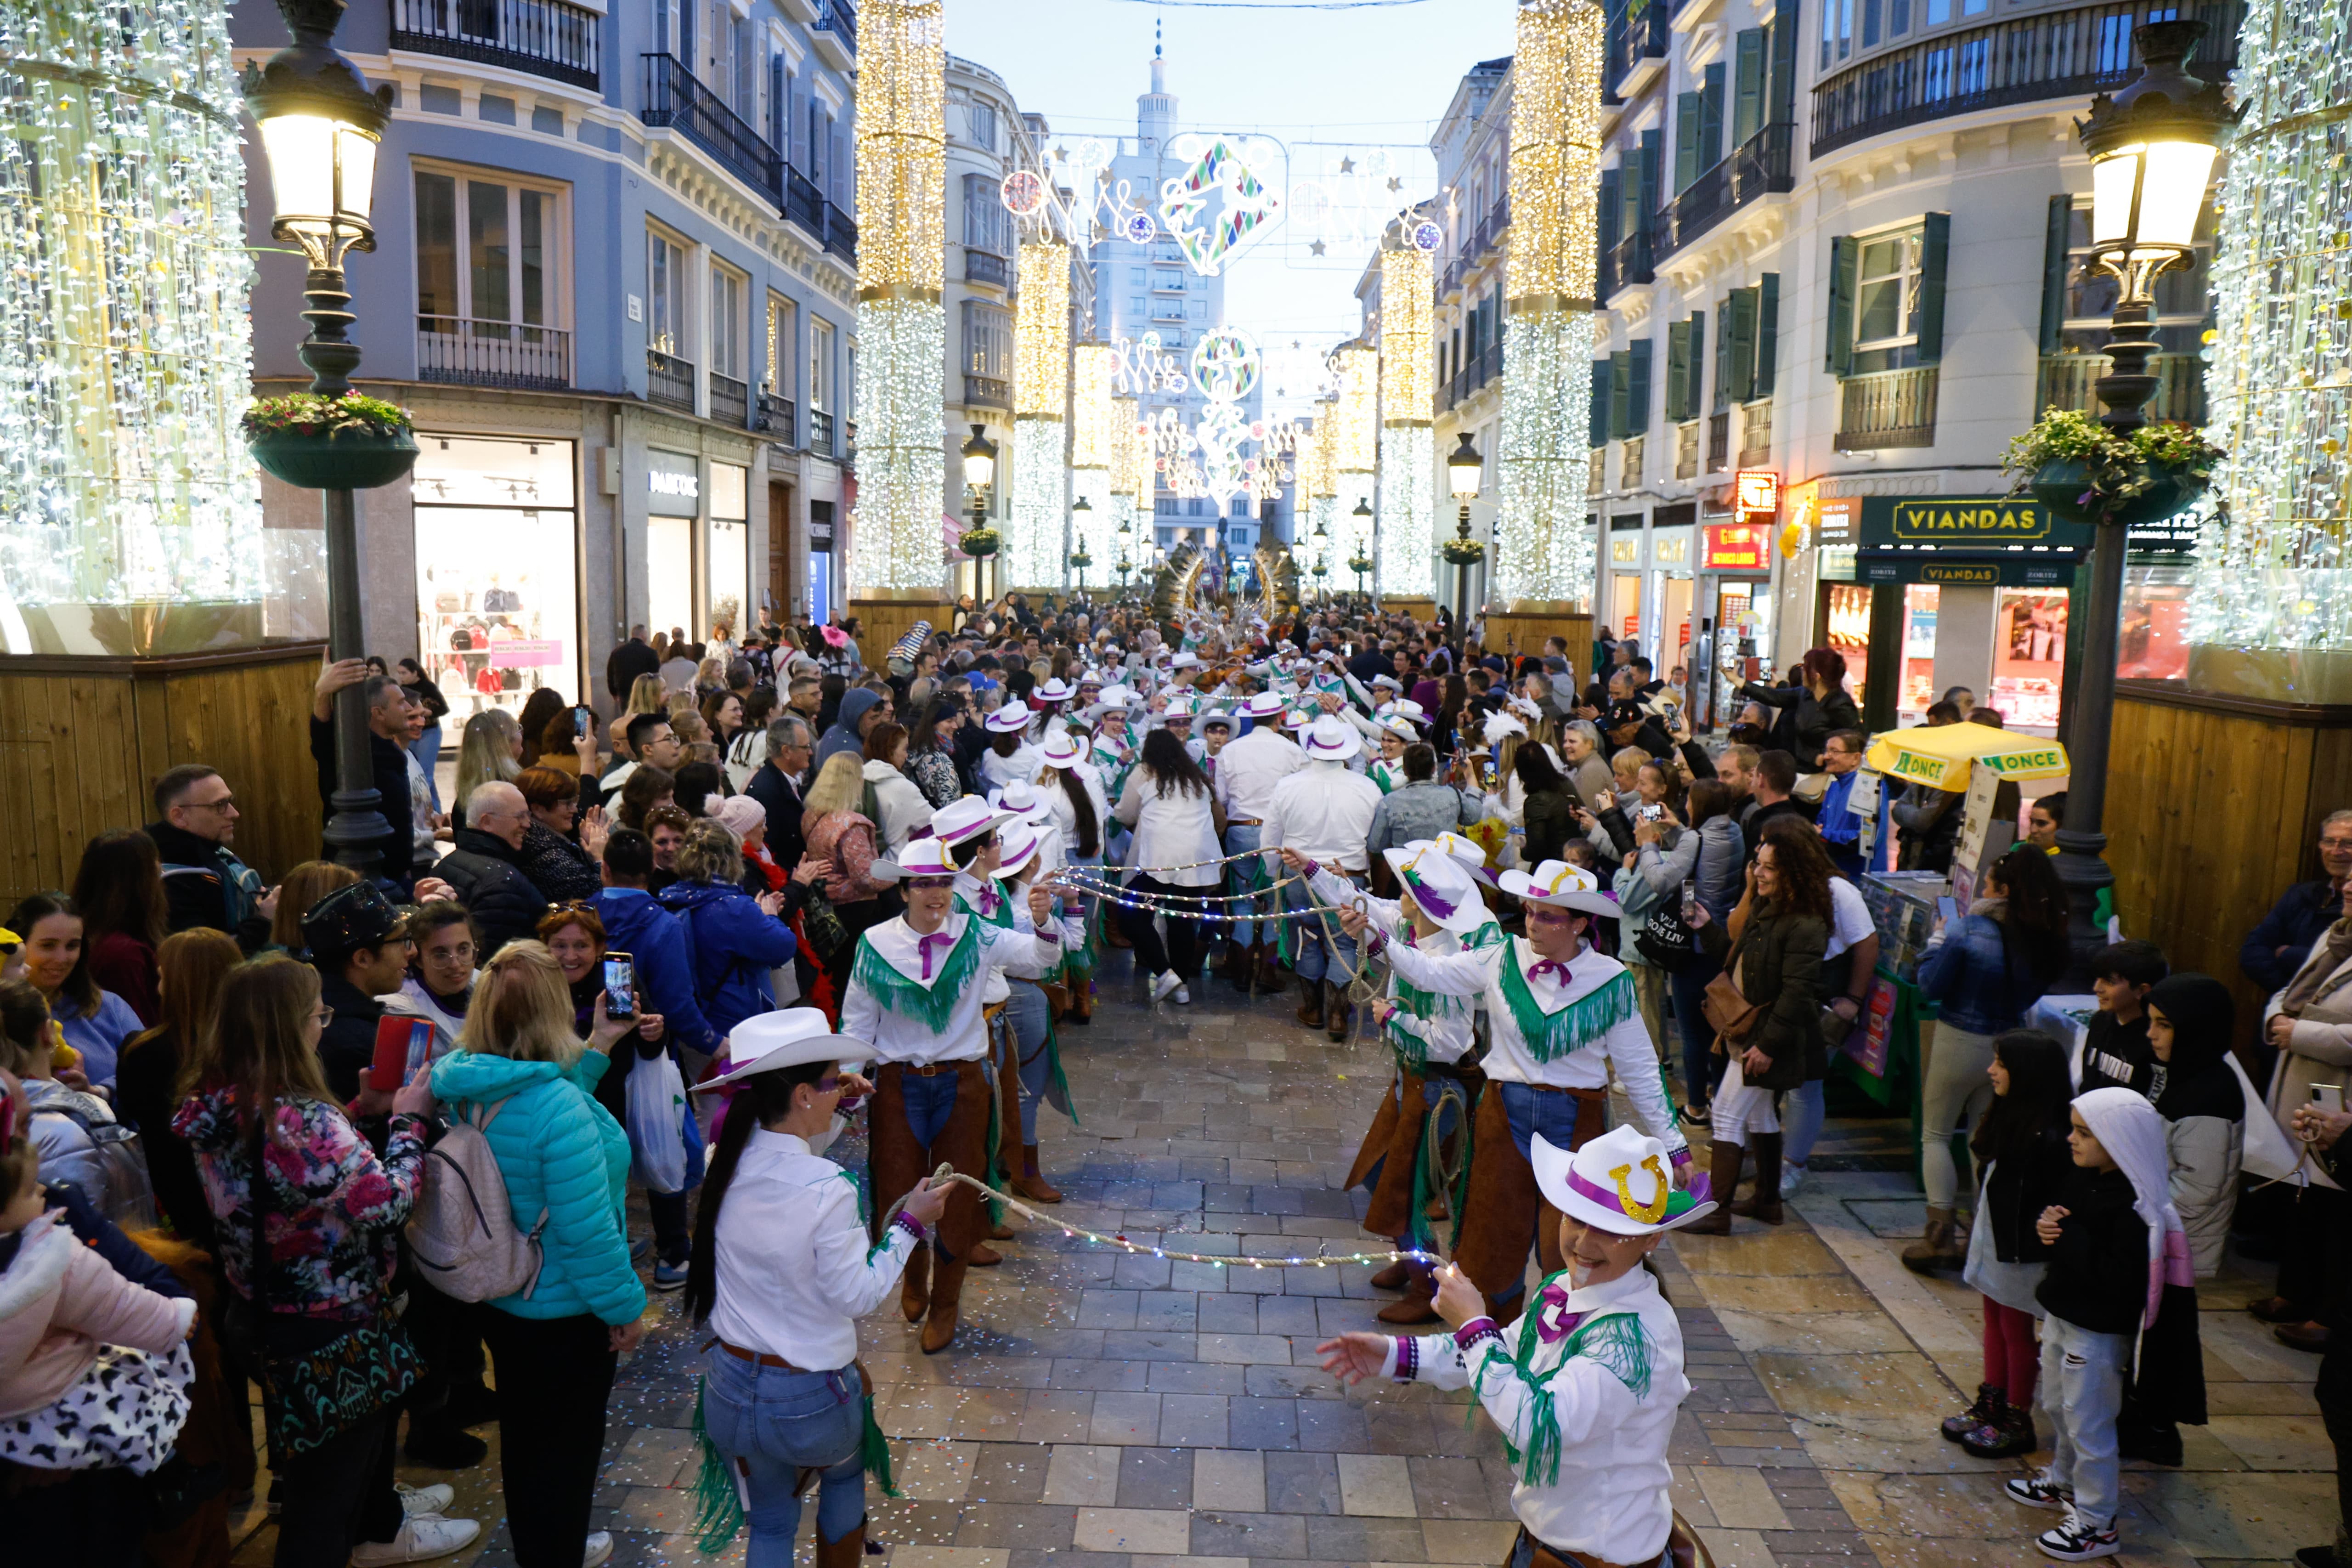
[
  {"left": 2108, "top": 682, "right": 2352, "bottom": 1044},
  {"left": 848, "top": 598, "right": 951, "bottom": 667},
  {"left": 0, "top": 645, "right": 326, "bottom": 905},
  {"left": 1485, "top": 612, "right": 1596, "bottom": 675}
]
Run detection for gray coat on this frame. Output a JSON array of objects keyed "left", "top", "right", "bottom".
[{"left": 1634, "top": 814, "right": 1744, "bottom": 921}]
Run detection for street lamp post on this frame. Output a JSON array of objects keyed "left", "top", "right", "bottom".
[
  {"left": 1443, "top": 432, "right": 1487, "bottom": 630},
  {"left": 243, "top": 0, "right": 406, "bottom": 874},
  {"left": 1069, "top": 495, "right": 1093, "bottom": 589},
  {"left": 961, "top": 423, "right": 999, "bottom": 605},
  {"left": 2052, "top": 18, "right": 2231, "bottom": 965}
]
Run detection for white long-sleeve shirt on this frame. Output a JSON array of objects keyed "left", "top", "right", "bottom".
[
  {"left": 1263, "top": 759, "right": 1382, "bottom": 873},
  {"left": 1377, "top": 935, "right": 1685, "bottom": 1155},
  {"left": 840, "top": 911, "right": 1060, "bottom": 1065},
  {"left": 1308, "top": 867, "right": 1482, "bottom": 1067},
  {"left": 707, "top": 1128, "right": 925, "bottom": 1370},
  {"left": 1212, "top": 727, "right": 1305, "bottom": 822},
  {"left": 1381, "top": 1267, "right": 1689, "bottom": 1565}
]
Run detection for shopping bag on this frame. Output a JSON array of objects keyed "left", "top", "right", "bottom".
[{"left": 626, "top": 1048, "right": 690, "bottom": 1194}]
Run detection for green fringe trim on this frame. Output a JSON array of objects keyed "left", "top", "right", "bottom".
[
  {"left": 1406, "top": 1079, "right": 1470, "bottom": 1252},
  {"left": 1450, "top": 1081, "right": 1481, "bottom": 1253},
  {"left": 1465, "top": 922, "right": 1506, "bottom": 951},
  {"left": 1470, "top": 1299, "right": 1656, "bottom": 1487},
  {"left": 1661, "top": 1060, "right": 1684, "bottom": 1129},
  {"left": 850, "top": 920, "right": 983, "bottom": 1033},
  {"left": 1496, "top": 959, "right": 1637, "bottom": 1064},
  {"left": 861, "top": 1392, "right": 900, "bottom": 1497},
  {"left": 1044, "top": 1026, "right": 1080, "bottom": 1127},
  {"left": 689, "top": 1378, "right": 746, "bottom": 1554},
  {"left": 957, "top": 888, "right": 1015, "bottom": 930},
  {"left": 1471, "top": 1333, "right": 1563, "bottom": 1487},
  {"left": 984, "top": 1036, "right": 1006, "bottom": 1226}
]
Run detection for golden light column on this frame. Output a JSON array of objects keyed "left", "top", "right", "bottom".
[
  {"left": 1332, "top": 343, "right": 1380, "bottom": 564},
  {"left": 1110, "top": 392, "right": 1147, "bottom": 580},
  {"left": 1012, "top": 239, "right": 1071, "bottom": 590},
  {"left": 1378, "top": 240, "right": 1436, "bottom": 598},
  {"left": 1495, "top": 0, "right": 1605, "bottom": 607},
  {"left": 848, "top": 0, "right": 946, "bottom": 598},
  {"left": 1069, "top": 341, "right": 1116, "bottom": 590}
]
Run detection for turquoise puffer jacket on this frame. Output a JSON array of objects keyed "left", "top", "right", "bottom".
[{"left": 428, "top": 1048, "right": 646, "bottom": 1327}]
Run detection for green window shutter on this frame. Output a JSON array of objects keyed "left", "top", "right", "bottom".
[
  {"left": 1725, "top": 287, "right": 1759, "bottom": 404},
  {"left": 2038, "top": 194, "right": 2073, "bottom": 355},
  {"left": 1600, "top": 168, "right": 1623, "bottom": 259},
  {"left": 1826, "top": 235, "right": 1859, "bottom": 377},
  {"left": 1590, "top": 360, "right": 1611, "bottom": 447},
  {"left": 1754, "top": 272, "right": 1781, "bottom": 396},
  {"left": 1713, "top": 296, "right": 1734, "bottom": 411},
  {"left": 1674, "top": 92, "right": 1702, "bottom": 192},
  {"left": 1917, "top": 211, "right": 1951, "bottom": 366},
  {"left": 1770, "top": 0, "right": 1800, "bottom": 123},
  {"left": 1628, "top": 340, "right": 1654, "bottom": 437},
  {"left": 1732, "top": 30, "right": 1766, "bottom": 146},
  {"left": 1689, "top": 311, "right": 1707, "bottom": 417},
  {"left": 1609, "top": 350, "right": 1631, "bottom": 440},
  {"left": 1665, "top": 319, "right": 1691, "bottom": 422},
  {"left": 1638, "top": 130, "right": 1663, "bottom": 229},
  {"left": 1700, "top": 63, "right": 1727, "bottom": 171}
]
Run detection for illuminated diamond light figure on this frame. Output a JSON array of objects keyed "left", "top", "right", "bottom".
[{"left": 1159, "top": 136, "right": 1285, "bottom": 277}]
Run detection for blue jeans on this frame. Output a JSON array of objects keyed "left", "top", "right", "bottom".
[
  {"left": 1497, "top": 1080, "right": 1603, "bottom": 1163},
  {"left": 1668, "top": 957, "right": 1724, "bottom": 1109},
  {"left": 1006, "top": 980, "right": 1053, "bottom": 1143},
  {"left": 408, "top": 724, "right": 443, "bottom": 812},
  {"left": 1284, "top": 871, "right": 1361, "bottom": 984},
  {"left": 1783, "top": 1079, "right": 1826, "bottom": 1165},
  {"left": 1222, "top": 825, "right": 1270, "bottom": 948},
  {"left": 700, "top": 1352, "right": 868, "bottom": 1568},
  {"left": 899, "top": 1065, "right": 968, "bottom": 1148},
  {"left": 2039, "top": 1315, "right": 2130, "bottom": 1530}
]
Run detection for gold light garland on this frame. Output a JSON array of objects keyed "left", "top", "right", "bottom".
[
  {"left": 851, "top": 0, "right": 948, "bottom": 594},
  {"left": 1333, "top": 345, "right": 1380, "bottom": 477},
  {"left": 1495, "top": 0, "right": 1605, "bottom": 607},
  {"left": 1379, "top": 241, "right": 1436, "bottom": 598},
  {"left": 1011, "top": 241, "right": 1072, "bottom": 589},
  {"left": 1070, "top": 342, "right": 1116, "bottom": 470}
]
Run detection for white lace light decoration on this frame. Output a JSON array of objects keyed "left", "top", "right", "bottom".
[
  {"left": 850, "top": 0, "right": 948, "bottom": 594},
  {"left": 2189, "top": 0, "right": 2352, "bottom": 663},
  {"left": 1333, "top": 345, "right": 1380, "bottom": 477},
  {"left": 1069, "top": 344, "right": 1116, "bottom": 590},
  {"left": 0, "top": 0, "right": 262, "bottom": 655},
  {"left": 1379, "top": 243, "right": 1436, "bottom": 599},
  {"left": 1495, "top": 0, "right": 1605, "bottom": 608},
  {"left": 1011, "top": 242, "right": 1071, "bottom": 589}
]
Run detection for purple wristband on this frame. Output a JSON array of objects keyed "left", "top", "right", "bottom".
[
  {"left": 1302, "top": 857, "right": 1323, "bottom": 878},
  {"left": 1669, "top": 1146, "right": 1693, "bottom": 1168},
  {"left": 892, "top": 1212, "right": 927, "bottom": 1244},
  {"left": 1454, "top": 1317, "right": 1503, "bottom": 1352},
  {"left": 1393, "top": 1336, "right": 1419, "bottom": 1382}
]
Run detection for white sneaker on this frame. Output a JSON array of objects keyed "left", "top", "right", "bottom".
[
  {"left": 1781, "top": 1162, "right": 1807, "bottom": 1195},
  {"left": 582, "top": 1531, "right": 616, "bottom": 1568},
  {"left": 351, "top": 1514, "right": 482, "bottom": 1565},
  {"left": 395, "top": 1482, "right": 456, "bottom": 1517},
  {"left": 1172, "top": 985, "right": 1191, "bottom": 1004},
  {"left": 1151, "top": 970, "right": 1182, "bottom": 1002}
]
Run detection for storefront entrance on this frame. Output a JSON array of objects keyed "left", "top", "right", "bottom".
[{"left": 412, "top": 436, "right": 581, "bottom": 721}]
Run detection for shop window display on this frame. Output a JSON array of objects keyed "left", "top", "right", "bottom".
[
  {"left": 1826, "top": 583, "right": 1873, "bottom": 710},
  {"left": 1899, "top": 584, "right": 1939, "bottom": 722},
  {"left": 2119, "top": 564, "right": 2192, "bottom": 682},
  {"left": 1991, "top": 588, "right": 2066, "bottom": 731},
  {"left": 412, "top": 437, "right": 580, "bottom": 722}
]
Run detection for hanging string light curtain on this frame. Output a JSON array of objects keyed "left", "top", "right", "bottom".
[
  {"left": 0, "top": 0, "right": 262, "bottom": 656},
  {"left": 851, "top": 0, "right": 948, "bottom": 593},
  {"left": 1069, "top": 343, "right": 1117, "bottom": 586},
  {"left": 1495, "top": 0, "right": 1605, "bottom": 608},
  {"left": 1332, "top": 343, "right": 1380, "bottom": 564},
  {"left": 1378, "top": 241, "right": 1436, "bottom": 598},
  {"left": 1012, "top": 239, "right": 1072, "bottom": 590}
]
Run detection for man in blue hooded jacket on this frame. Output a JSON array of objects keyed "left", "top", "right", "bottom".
[{"left": 813, "top": 686, "right": 892, "bottom": 775}]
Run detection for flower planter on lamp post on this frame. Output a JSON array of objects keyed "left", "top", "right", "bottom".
[{"left": 1443, "top": 432, "right": 1487, "bottom": 629}]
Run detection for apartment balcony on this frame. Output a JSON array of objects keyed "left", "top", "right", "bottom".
[
  {"left": 809, "top": 408, "right": 837, "bottom": 455},
  {"left": 1619, "top": 434, "right": 1645, "bottom": 491},
  {"left": 812, "top": 0, "right": 855, "bottom": 68},
  {"left": 965, "top": 249, "right": 1008, "bottom": 288},
  {"left": 646, "top": 349, "right": 695, "bottom": 415},
  {"left": 1674, "top": 422, "right": 1699, "bottom": 481},
  {"left": 640, "top": 53, "right": 782, "bottom": 204},
  {"left": 1442, "top": 255, "right": 1470, "bottom": 300},
  {"left": 417, "top": 317, "right": 572, "bottom": 391},
  {"left": 1738, "top": 400, "right": 1773, "bottom": 470},
  {"left": 1811, "top": 0, "right": 2243, "bottom": 158},
  {"left": 756, "top": 392, "right": 794, "bottom": 440},
  {"left": 390, "top": 0, "right": 601, "bottom": 91},
  {"left": 963, "top": 374, "right": 1011, "bottom": 410},
  {"left": 1606, "top": 0, "right": 1671, "bottom": 100},
  {"left": 1659, "top": 121, "right": 1794, "bottom": 259},
  {"left": 1589, "top": 449, "right": 1605, "bottom": 497},
  {"left": 1474, "top": 339, "right": 1502, "bottom": 392},
  {"left": 1707, "top": 409, "right": 1730, "bottom": 472},
  {"left": 824, "top": 203, "right": 857, "bottom": 265},
  {"left": 1480, "top": 198, "right": 1510, "bottom": 256},
  {"left": 709, "top": 370, "right": 750, "bottom": 429},
  {"left": 1600, "top": 227, "right": 1655, "bottom": 301},
  {"left": 1836, "top": 366, "right": 1939, "bottom": 452},
  {"left": 2038, "top": 351, "right": 2205, "bottom": 426}
]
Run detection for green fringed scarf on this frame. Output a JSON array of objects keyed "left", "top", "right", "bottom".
[
  {"left": 1496, "top": 948, "right": 1637, "bottom": 1063},
  {"left": 1464, "top": 1297, "right": 1657, "bottom": 1486},
  {"left": 957, "top": 886, "right": 1015, "bottom": 929},
  {"left": 849, "top": 919, "right": 983, "bottom": 1033}
]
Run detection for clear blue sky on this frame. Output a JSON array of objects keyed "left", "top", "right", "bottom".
[{"left": 941, "top": 0, "right": 1519, "bottom": 347}]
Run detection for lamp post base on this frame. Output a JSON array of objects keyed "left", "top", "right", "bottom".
[{"left": 2050, "top": 826, "right": 2117, "bottom": 989}]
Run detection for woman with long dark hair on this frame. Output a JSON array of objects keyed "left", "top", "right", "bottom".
[
  {"left": 113, "top": 928, "right": 243, "bottom": 1242},
  {"left": 4, "top": 891, "right": 143, "bottom": 1089},
  {"left": 1112, "top": 729, "right": 1221, "bottom": 1004},
  {"left": 904, "top": 693, "right": 971, "bottom": 808},
  {"left": 683, "top": 1013, "right": 946, "bottom": 1568},
  {"left": 1512, "top": 742, "right": 1577, "bottom": 869},
  {"left": 71, "top": 829, "right": 169, "bottom": 1025},
  {"left": 1737, "top": 646, "right": 1861, "bottom": 770},
  {"left": 1906, "top": 844, "right": 2070, "bottom": 1272}
]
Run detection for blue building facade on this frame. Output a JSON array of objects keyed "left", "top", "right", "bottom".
[{"left": 234, "top": 0, "right": 859, "bottom": 724}]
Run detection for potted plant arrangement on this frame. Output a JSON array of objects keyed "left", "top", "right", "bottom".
[
  {"left": 1068, "top": 547, "right": 1093, "bottom": 570},
  {"left": 958, "top": 526, "right": 1001, "bottom": 558},
  {"left": 242, "top": 392, "right": 419, "bottom": 490},
  {"left": 2003, "top": 407, "right": 2222, "bottom": 527}
]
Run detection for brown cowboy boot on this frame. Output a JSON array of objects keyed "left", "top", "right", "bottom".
[
  {"left": 815, "top": 1515, "right": 867, "bottom": 1568},
  {"left": 1369, "top": 1258, "right": 1414, "bottom": 1291},
  {"left": 1901, "top": 1206, "right": 1965, "bottom": 1274},
  {"left": 1066, "top": 978, "right": 1093, "bottom": 1024},
  {"left": 922, "top": 1258, "right": 970, "bottom": 1354},
  {"left": 1221, "top": 940, "right": 1256, "bottom": 987},
  {"left": 1682, "top": 1138, "right": 1743, "bottom": 1235},
  {"left": 1012, "top": 1146, "right": 1063, "bottom": 1204},
  {"left": 1295, "top": 974, "right": 1325, "bottom": 1029},
  {"left": 1325, "top": 980, "right": 1350, "bottom": 1042},
  {"left": 1730, "top": 1132, "right": 1785, "bottom": 1225},
  {"left": 900, "top": 1246, "right": 931, "bottom": 1322},
  {"left": 1376, "top": 1264, "right": 1442, "bottom": 1326},
  {"left": 1255, "top": 945, "right": 1287, "bottom": 991}
]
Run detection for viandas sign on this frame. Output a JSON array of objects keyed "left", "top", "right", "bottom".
[{"left": 1857, "top": 495, "right": 2096, "bottom": 551}]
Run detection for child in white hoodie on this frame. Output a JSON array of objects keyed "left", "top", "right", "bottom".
[{"left": 0, "top": 1077, "right": 196, "bottom": 1475}]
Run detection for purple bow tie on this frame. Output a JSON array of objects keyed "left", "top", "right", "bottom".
[
  {"left": 1534, "top": 1281, "right": 1584, "bottom": 1344},
  {"left": 1527, "top": 958, "right": 1573, "bottom": 987},
  {"left": 978, "top": 887, "right": 1001, "bottom": 917},
  {"left": 917, "top": 931, "right": 955, "bottom": 980}
]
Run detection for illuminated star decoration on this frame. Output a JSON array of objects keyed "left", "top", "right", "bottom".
[
  {"left": 1339, "top": 156, "right": 1355, "bottom": 173},
  {"left": 1310, "top": 239, "right": 1326, "bottom": 256},
  {"left": 1388, "top": 175, "right": 1404, "bottom": 192}
]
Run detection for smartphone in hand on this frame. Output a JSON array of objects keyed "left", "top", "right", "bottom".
[
  {"left": 369, "top": 1017, "right": 436, "bottom": 1093},
  {"left": 2316, "top": 1083, "right": 2346, "bottom": 1116},
  {"left": 603, "top": 952, "right": 638, "bottom": 1021}
]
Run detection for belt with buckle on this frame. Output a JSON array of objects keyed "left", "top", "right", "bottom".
[
  {"left": 1226, "top": 818, "right": 1263, "bottom": 827},
  {"left": 709, "top": 1338, "right": 811, "bottom": 1373},
  {"left": 883, "top": 1060, "right": 972, "bottom": 1078}
]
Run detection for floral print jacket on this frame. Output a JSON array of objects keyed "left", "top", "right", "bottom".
[{"left": 173, "top": 1085, "right": 426, "bottom": 1321}]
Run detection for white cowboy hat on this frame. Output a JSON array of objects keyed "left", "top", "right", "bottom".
[
  {"left": 1039, "top": 731, "right": 1088, "bottom": 769},
  {"left": 1199, "top": 709, "right": 1235, "bottom": 730},
  {"left": 993, "top": 825, "right": 1047, "bottom": 880},
  {"left": 931, "top": 794, "right": 1012, "bottom": 847},
  {"left": 987, "top": 780, "right": 1055, "bottom": 827},
  {"left": 1302, "top": 715, "right": 1363, "bottom": 759},
  {"left": 1170, "top": 651, "right": 1202, "bottom": 670},
  {"left": 1379, "top": 843, "right": 1492, "bottom": 936},
  {"left": 694, "top": 1008, "right": 876, "bottom": 1093},
  {"left": 1370, "top": 674, "right": 1403, "bottom": 693},
  {"left": 868, "top": 836, "right": 957, "bottom": 881},
  {"left": 1375, "top": 715, "right": 1419, "bottom": 744},
  {"left": 1531, "top": 1124, "right": 1716, "bottom": 1234},
  {"left": 984, "top": 701, "right": 1035, "bottom": 734},
  {"left": 1499, "top": 859, "right": 1622, "bottom": 918},
  {"left": 1085, "top": 686, "right": 1136, "bottom": 719},
  {"left": 1035, "top": 678, "right": 1077, "bottom": 704},
  {"left": 1378, "top": 698, "right": 1429, "bottom": 724},
  {"left": 1240, "top": 690, "right": 1288, "bottom": 720},
  {"left": 1419, "top": 832, "right": 1497, "bottom": 886}
]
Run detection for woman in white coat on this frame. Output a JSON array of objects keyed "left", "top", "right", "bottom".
[
  {"left": 2249, "top": 889, "right": 2352, "bottom": 1340},
  {"left": 1113, "top": 728, "right": 1222, "bottom": 1004}
]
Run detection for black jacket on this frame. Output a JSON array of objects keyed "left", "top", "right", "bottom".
[
  {"left": 312, "top": 968, "right": 391, "bottom": 1103},
  {"left": 309, "top": 715, "right": 420, "bottom": 888},
  {"left": 1698, "top": 899, "right": 1828, "bottom": 1091},
  {"left": 2243, "top": 879, "right": 2347, "bottom": 995},
  {"left": 435, "top": 828, "right": 550, "bottom": 957},
  {"left": 2035, "top": 1165, "right": 2151, "bottom": 1335},
  {"left": 113, "top": 1028, "right": 213, "bottom": 1246},
  {"left": 2078, "top": 1012, "right": 2155, "bottom": 1095},
  {"left": 515, "top": 822, "right": 603, "bottom": 904},
  {"left": 746, "top": 762, "right": 808, "bottom": 870},
  {"left": 1741, "top": 797, "right": 1818, "bottom": 866},
  {"left": 1979, "top": 1122, "right": 2075, "bottom": 1263},
  {"left": 607, "top": 636, "right": 661, "bottom": 702},
  {"left": 146, "top": 818, "right": 271, "bottom": 953},
  {"left": 1740, "top": 682, "right": 1861, "bottom": 770}
]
